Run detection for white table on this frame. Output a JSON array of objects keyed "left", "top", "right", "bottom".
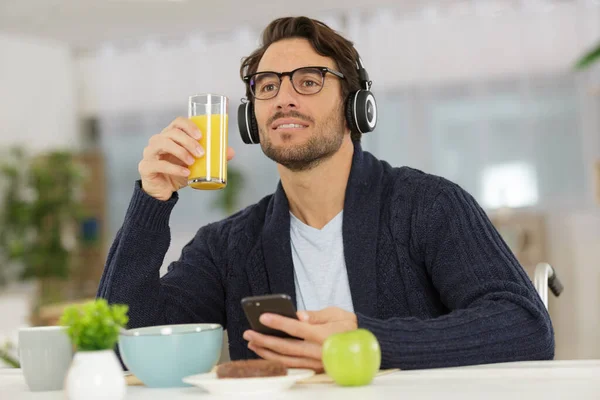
[{"left": 2, "top": 360, "right": 600, "bottom": 400}]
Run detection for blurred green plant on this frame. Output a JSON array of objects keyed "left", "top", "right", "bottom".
[
  {"left": 0, "top": 340, "right": 19, "bottom": 368},
  {"left": 59, "top": 298, "right": 129, "bottom": 351},
  {"left": 0, "top": 147, "right": 87, "bottom": 305},
  {"left": 213, "top": 166, "right": 244, "bottom": 216},
  {"left": 575, "top": 40, "right": 600, "bottom": 70}
]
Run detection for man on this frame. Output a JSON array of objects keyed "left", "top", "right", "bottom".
[{"left": 97, "top": 16, "right": 554, "bottom": 371}]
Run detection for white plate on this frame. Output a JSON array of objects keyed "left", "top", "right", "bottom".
[{"left": 182, "top": 368, "right": 315, "bottom": 395}]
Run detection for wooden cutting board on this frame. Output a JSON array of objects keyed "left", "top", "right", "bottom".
[
  {"left": 299, "top": 369, "right": 399, "bottom": 384},
  {"left": 125, "top": 368, "right": 400, "bottom": 386}
]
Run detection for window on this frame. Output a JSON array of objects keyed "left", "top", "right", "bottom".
[{"left": 375, "top": 74, "right": 586, "bottom": 211}]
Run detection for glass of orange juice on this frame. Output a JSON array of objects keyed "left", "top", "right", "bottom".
[{"left": 188, "top": 94, "right": 228, "bottom": 190}]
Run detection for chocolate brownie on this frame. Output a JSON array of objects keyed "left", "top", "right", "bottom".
[{"left": 216, "top": 359, "right": 287, "bottom": 379}]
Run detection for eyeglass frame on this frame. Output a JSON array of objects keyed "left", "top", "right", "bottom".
[{"left": 243, "top": 66, "right": 345, "bottom": 100}]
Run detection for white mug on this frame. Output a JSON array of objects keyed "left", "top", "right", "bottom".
[{"left": 18, "top": 326, "right": 74, "bottom": 391}]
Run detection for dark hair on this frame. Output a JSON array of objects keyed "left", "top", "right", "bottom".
[{"left": 240, "top": 16, "right": 363, "bottom": 141}]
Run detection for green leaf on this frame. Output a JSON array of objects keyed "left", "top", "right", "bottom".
[
  {"left": 212, "top": 166, "right": 245, "bottom": 216},
  {"left": 575, "top": 41, "right": 600, "bottom": 70},
  {"left": 0, "top": 147, "right": 88, "bottom": 291},
  {"left": 0, "top": 342, "right": 20, "bottom": 368},
  {"left": 59, "top": 299, "right": 129, "bottom": 351}
]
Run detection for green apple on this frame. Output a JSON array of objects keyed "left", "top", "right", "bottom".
[{"left": 322, "top": 328, "right": 381, "bottom": 387}]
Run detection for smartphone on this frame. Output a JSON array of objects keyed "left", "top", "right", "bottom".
[{"left": 241, "top": 294, "right": 299, "bottom": 339}]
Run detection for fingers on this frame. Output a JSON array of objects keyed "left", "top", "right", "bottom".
[
  {"left": 142, "top": 118, "right": 204, "bottom": 167},
  {"left": 172, "top": 117, "right": 235, "bottom": 162},
  {"left": 140, "top": 117, "right": 235, "bottom": 183},
  {"left": 258, "top": 314, "right": 326, "bottom": 344},
  {"left": 297, "top": 311, "right": 310, "bottom": 322},
  {"left": 248, "top": 343, "right": 324, "bottom": 372},
  {"left": 226, "top": 147, "right": 235, "bottom": 161},
  {"left": 145, "top": 134, "right": 196, "bottom": 166},
  {"left": 160, "top": 153, "right": 188, "bottom": 168},
  {"left": 243, "top": 330, "right": 322, "bottom": 360},
  {"left": 298, "top": 307, "right": 341, "bottom": 325},
  {"left": 168, "top": 116, "right": 202, "bottom": 140},
  {"left": 163, "top": 128, "right": 204, "bottom": 158},
  {"left": 138, "top": 159, "right": 190, "bottom": 178}
]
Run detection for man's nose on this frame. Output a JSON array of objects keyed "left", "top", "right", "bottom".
[{"left": 274, "top": 77, "right": 299, "bottom": 110}]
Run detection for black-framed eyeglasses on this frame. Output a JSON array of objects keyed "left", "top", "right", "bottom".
[{"left": 243, "top": 66, "right": 345, "bottom": 100}]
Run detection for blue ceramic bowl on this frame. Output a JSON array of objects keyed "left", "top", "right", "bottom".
[{"left": 118, "top": 323, "right": 223, "bottom": 388}]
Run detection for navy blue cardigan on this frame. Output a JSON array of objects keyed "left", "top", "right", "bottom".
[{"left": 97, "top": 142, "right": 554, "bottom": 370}]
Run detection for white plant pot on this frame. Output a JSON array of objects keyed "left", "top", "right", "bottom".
[{"left": 65, "top": 350, "right": 126, "bottom": 400}]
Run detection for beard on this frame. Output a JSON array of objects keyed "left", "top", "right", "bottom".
[{"left": 259, "top": 104, "right": 346, "bottom": 172}]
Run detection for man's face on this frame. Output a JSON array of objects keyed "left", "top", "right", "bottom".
[{"left": 253, "top": 38, "right": 348, "bottom": 172}]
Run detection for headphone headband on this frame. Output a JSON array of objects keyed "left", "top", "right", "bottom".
[{"left": 356, "top": 57, "right": 371, "bottom": 91}]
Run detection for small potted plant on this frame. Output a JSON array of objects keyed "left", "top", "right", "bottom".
[{"left": 59, "top": 299, "right": 129, "bottom": 400}]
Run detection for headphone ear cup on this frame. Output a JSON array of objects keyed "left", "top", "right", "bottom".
[
  {"left": 353, "top": 90, "right": 378, "bottom": 134},
  {"left": 237, "top": 102, "right": 260, "bottom": 144},
  {"left": 237, "top": 103, "right": 251, "bottom": 144},
  {"left": 345, "top": 93, "right": 360, "bottom": 135}
]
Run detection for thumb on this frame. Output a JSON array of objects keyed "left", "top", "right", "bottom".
[{"left": 297, "top": 308, "right": 337, "bottom": 324}]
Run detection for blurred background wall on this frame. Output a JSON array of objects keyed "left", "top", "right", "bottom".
[{"left": 1, "top": 0, "right": 599, "bottom": 365}]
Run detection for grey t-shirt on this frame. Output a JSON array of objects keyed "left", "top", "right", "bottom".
[{"left": 290, "top": 211, "right": 355, "bottom": 313}]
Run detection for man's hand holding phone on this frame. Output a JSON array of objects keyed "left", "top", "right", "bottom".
[{"left": 241, "top": 294, "right": 358, "bottom": 372}]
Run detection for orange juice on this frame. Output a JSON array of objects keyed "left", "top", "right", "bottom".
[{"left": 188, "top": 114, "right": 228, "bottom": 190}]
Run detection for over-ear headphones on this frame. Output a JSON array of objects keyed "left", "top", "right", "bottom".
[{"left": 238, "top": 56, "right": 377, "bottom": 145}]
